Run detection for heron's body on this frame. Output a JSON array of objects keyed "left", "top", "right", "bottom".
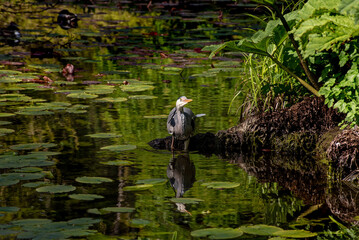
[{"left": 167, "top": 96, "right": 196, "bottom": 151}]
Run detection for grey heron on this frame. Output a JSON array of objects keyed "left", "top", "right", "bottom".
[{"left": 167, "top": 96, "right": 196, "bottom": 151}]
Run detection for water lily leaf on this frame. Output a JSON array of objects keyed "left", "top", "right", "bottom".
[
  {"left": 69, "top": 194, "right": 104, "bottom": 201},
  {"left": 100, "top": 160, "right": 134, "bottom": 166},
  {"left": 143, "top": 115, "right": 168, "bottom": 119},
  {"left": 121, "top": 84, "right": 155, "bottom": 92},
  {"left": 0, "top": 113, "right": 15, "bottom": 117},
  {"left": 0, "top": 207, "right": 20, "bottom": 212},
  {"left": 130, "top": 219, "right": 151, "bottom": 227},
  {"left": 1, "top": 172, "right": 45, "bottom": 181},
  {"left": 170, "top": 198, "right": 204, "bottom": 204},
  {"left": 10, "top": 143, "right": 57, "bottom": 150},
  {"left": 11, "top": 219, "right": 52, "bottom": 226},
  {"left": 0, "top": 121, "right": 11, "bottom": 126},
  {"left": 87, "top": 208, "right": 102, "bottom": 215},
  {"left": 67, "top": 217, "right": 101, "bottom": 225},
  {"left": 128, "top": 95, "right": 157, "bottom": 100},
  {"left": 274, "top": 230, "right": 317, "bottom": 238},
  {"left": 93, "top": 97, "right": 127, "bottom": 103},
  {"left": 202, "top": 182, "right": 240, "bottom": 189},
  {"left": 100, "top": 144, "right": 136, "bottom": 152},
  {"left": 67, "top": 92, "right": 98, "bottom": 99},
  {"left": 123, "top": 184, "right": 154, "bottom": 191},
  {"left": 75, "top": 176, "right": 113, "bottom": 184},
  {"left": 16, "top": 110, "right": 54, "bottom": 116},
  {"left": 36, "top": 184, "right": 76, "bottom": 193},
  {"left": 0, "top": 128, "right": 14, "bottom": 136},
  {"left": 86, "top": 133, "right": 122, "bottom": 138},
  {"left": 14, "top": 167, "right": 43, "bottom": 173},
  {"left": 101, "top": 207, "right": 135, "bottom": 213},
  {"left": 191, "top": 228, "right": 243, "bottom": 239},
  {"left": 240, "top": 225, "right": 284, "bottom": 236},
  {"left": 136, "top": 178, "right": 167, "bottom": 185},
  {"left": 22, "top": 181, "right": 50, "bottom": 188}
]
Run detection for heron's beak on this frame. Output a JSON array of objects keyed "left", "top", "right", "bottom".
[{"left": 183, "top": 99, "right": 192, "bottom": 103}]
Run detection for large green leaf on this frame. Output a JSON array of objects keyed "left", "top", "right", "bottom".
[{"left": 339, "top": 0, "right": 359, "bottom": 23}]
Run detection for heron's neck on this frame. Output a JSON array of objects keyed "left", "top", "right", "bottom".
[{"left": 176, "top": 106, "right": 184, "bottom": 112}]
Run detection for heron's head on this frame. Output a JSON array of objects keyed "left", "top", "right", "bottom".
[{"left": 176, "top": 96, "right": 192, "bottom": 109}]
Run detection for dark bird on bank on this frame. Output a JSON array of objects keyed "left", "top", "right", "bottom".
[
  {"left": 167, "top": 96, "right": 205, "bottom": 151},
  {"left": 1, "top": 22, "right": 21, "bottom": 46},
  {"left": 57, "top": 10, "right": 78, "bottom": 30}
]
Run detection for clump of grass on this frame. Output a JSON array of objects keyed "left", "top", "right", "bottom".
[{"left": 230, "top": 50, "right": 303, "bottom": 122}]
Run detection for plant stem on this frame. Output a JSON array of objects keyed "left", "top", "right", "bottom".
[
  {"left": 267, "top": 54, "right": 320, "bottom": 97},
  {"left": 272, "top": 4, "right": 320, "bottom": 90}
]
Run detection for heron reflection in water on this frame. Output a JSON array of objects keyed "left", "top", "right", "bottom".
[
  {"left": 167, "top": 153, "right": 196, "bottom": 215},
  {"left": 167, "top": 96, "right": 205, "bottom": 151}
]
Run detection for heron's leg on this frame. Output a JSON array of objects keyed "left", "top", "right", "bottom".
[
  {"left": 171, "top": 136, "right": 175, "bottom": 151},
  {"left": 184, "top": 139, "right": 190, "bottom": 152}
]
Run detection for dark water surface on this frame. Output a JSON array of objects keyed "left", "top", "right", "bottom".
[{"left": 0, "top": 1, "right": 339, "bottom": 239}]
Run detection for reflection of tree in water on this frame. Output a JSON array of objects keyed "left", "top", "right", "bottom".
[
  {"left": 326, "top": 182, "right": 359, "bottom": 224},
  {"left": 167, "top": 153, "right": 196, "bottom": 214}
]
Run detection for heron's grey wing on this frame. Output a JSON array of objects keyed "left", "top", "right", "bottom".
[
  {"left": 183, "top": 107, "right": 196, "bottom": 132},
  {"left": 167, "top": 107, "right": 177, "bottom": 134}
]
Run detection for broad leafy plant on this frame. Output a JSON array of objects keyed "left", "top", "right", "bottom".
[{"left": 204, "top": 0, "right": 359, "bottom": 127}]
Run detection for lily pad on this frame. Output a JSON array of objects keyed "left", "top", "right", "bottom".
[
  {"left": 86, "top": 133, "right": 122, "bottom": 138},
  {"left": 0, "top": 128, "right": 15, "bottom": 136},
  {"left": 128, "top": 95, "right": 157, "bottom": 100},
  {"left": 274, "top": 230, "right": 317, "bottom": 238},
  {"left": 201, "top": 182, "right": 240, "bottom": 189},
  {"left": 191, "top": 228, "right": 243, "bottom": 239},
  {"left": 100, "top": 160, "right": 134, "bottom": 166},
  {"left": 67, "top": 93, "right": 98, "bottom": 99},
  {"left": 100, "top": 144, "right": 136, "bottom": 152},
  {"left": 136, "top": 178, "right": 167, "bottom": 185},
  {"left": 143, "top": 115, "right": 168, "bottom": 119},
  {"left": 36, "top": 184, "right": 76, "bottom": 194},
  {"left": 69, "top": 194, "right": 104, "bottom": 201},
  {"left": 170, "top": 198, "right": 204, "bottom": 204},
  {"left": 121, "top": 84, "right": 155, "bottom": 92},
  {"left": 101, "top": 207, "right": 135, "bottom": 213},
  {"left": 22, "top": 181, "right": 50, "bottom": 188},
  {"left": 0, "top": 207, "right": 20, "bottom": 213},
  {"left": 10, "top": 143, "right": 57, "bottom": 150},
  {"left": 240, "top": 225, "right": 284, "bottom": 236},
  {"left": 0, "top": 121, "right": 11, "bottom": 126},
  {"left": 75, "top": 176, "right": 113, "bottom": 184},
  {"left": 93, "top": 97, "right": 127, "bottom": 103},
  {"left": 123, "top": 184, "right": 154, "bottom": 191},
  {"left": 0, "top": 113, "right": 15, "bottom": 117}
]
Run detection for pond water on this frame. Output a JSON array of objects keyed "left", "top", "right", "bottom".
[{"left": 0, "top": 1, "right": 343, "bottom": 239}]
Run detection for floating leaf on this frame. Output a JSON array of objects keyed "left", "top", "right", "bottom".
[
  {"left": 67, "top": 217, "right": 101, "bottom": 225},
  {"left": 100, "top": 160, "right": 134, "bottom": 166},
  {"left": 136, "top": 178, "right": 167, "bottom": 185},
  {"left": 100, "top": 144, "right": 136, "bottom": 152},
  {"left": 11, "top": 218, "right": 52, "bottom": 226},
  {"left": 0, "top": 113, "right": 15, "bottom": 117},
  {"left": 0, "top": 207, "right": 20, "bottom": 213},
  {"left": 87, "top": 208, "right": 102, "bottom": 215},
  {"left": 36, "top": 184, "right": 76, "bottom": 194},
  {"left": 274, "top": 230, "right": 317, "bottom": 238},
  {"left": 170, "top": 198, "right": 204, "bottom": 204},
  {"left": 86, "top": 133, "right": 122, "bottom": 138},
  {"left": 22, "top": 181, "right": 50, "bottom": 188},
  {"left": 14, "top": 167, "right": 43, "bottom": 173},
  {"left": 67, "top": 93, "right": 98, "bottom": 99},
  {"left": 75, "top": 176, "right": 113, "bottom": 184},
  {"left": 123, "top": 184, "right": 154, "bottom": 191},
  {"left": 0, "top": 128, "right": 14, "bottom": 136},
  {"left": 202, "top": 182, "right": 240, "bottom": 189},
  {"left": 10, "top": 143, "right": 57, "bottom": 150},
  {"left": 128, "top": 95, "right": 157, "bottom": 100},
  {"left": 191, "top": 228, "right": 243, "bottom": 239},
  {"left": 121, "top": 84, "right": 155, "bottom": 92},
  {"left": 101, "top": 207, "right": 135, "bottom": 213},
  {"left": 16, "top": 110, "right": 54, "bottom": 116},
  {"left": 240, "top": 225, "right": 284, "bottom": 236},
  {"left": 93, "top": 97, "right": 127, "bottom": 103},
  {"left": 0, "top": 121, "right": 11, "bottom": 126},
  {"left": 69, "top": 194, "right": 104, "bottom": 201},
  {"left": 143, "top": 115, "right": 168, "bottom": 119},
  {"left": 129, "top": 219, "right": 151, "bottom": 227}
]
